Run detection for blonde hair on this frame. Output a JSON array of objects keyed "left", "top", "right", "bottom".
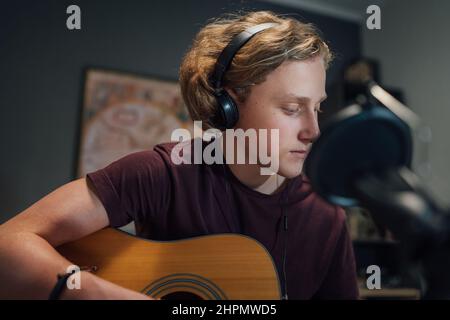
[{"left": 179, "top": 11, "right": 333, "bottom": 129}]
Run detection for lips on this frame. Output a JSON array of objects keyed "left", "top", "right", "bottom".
[
  {"left": 289, "top": 149, "right": 308, "bottom": 159},
  {"left": 291, "top": 149, "right": 308, "bottom": 154}
]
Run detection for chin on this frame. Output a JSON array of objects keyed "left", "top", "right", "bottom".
[{"left": 277, "top": 162, "right": 304, "bottom": 179}]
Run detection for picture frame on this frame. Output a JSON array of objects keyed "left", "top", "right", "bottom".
[{"left": 76, "top": 68, "right": 193, "bottom": 177}]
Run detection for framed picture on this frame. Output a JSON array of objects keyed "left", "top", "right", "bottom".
[{"left": 76, "top": 68, "right": 193, "bottom": 177}]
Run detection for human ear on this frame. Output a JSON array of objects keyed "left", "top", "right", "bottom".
[{"left": 224, "top": 87, "right": 240, "bottom": 103}]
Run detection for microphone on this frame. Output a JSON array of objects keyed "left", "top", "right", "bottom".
[
  {"left": 304, "top": 80, "right": 415, "bottom": 207},
  {"left": 304, "top": 81, "right": 450, "bottom": 298},
  {"left": 303, "top": 81, "right": 444, "bottom": 239}
]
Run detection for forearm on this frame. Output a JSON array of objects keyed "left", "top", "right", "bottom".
[{"left": 0, "top": 231, "right": 150, "bottom": 300}]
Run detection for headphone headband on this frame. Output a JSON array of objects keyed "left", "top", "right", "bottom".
[
  {"left": 209, "top": 22, "right": 279, "bottom": 129},
  {"left": 210, "top": 22, "right": 279, "bottom": 90}
]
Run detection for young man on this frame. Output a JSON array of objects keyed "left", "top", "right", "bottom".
[{"left": 0, "top": 11, "right": 359, "bottom": 299}]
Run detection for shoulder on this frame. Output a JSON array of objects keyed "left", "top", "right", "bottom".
[
  {"left": 142, "top": 139, "right": 218, "bottom": 186},
  {"left": 111, "top": 139, "right": 195, "bottom": 171},
  {"left": 96, "top": 138, "right": 218, "bottom": 186}
]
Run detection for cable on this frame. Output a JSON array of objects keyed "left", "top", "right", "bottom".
[
  {"left": 280, "top": 182, "right": 289, "bottom": 300},
  {"left": 221, "top": 156, "right": 291, "bottom": 300}
]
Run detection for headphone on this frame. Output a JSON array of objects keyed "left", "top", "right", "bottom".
[{"left": 209, "top": 22, "right": 279, "bottom": 130}]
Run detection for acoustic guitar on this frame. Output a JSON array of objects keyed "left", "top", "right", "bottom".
[{"left": 57, "top": 228, "right": 281, "bottom": 300}]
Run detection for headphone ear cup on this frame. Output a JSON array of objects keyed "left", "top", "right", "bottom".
[{"left": 216, "top": 91, "right": 239, "bottom": 129}]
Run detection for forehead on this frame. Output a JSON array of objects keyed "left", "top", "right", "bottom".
[
  {"left": 257, "top": 58, "right": 327, "bottom": 100},
  {"left": 272, "top": 92, "right": 328, "bottom": 104}
]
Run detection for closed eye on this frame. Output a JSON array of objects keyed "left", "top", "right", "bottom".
[
  {"left": 282, "top": 105, "right": 323, "bottom": 115},
  {"left": 282, "top": 106, "right": 302, "bottom": 115}
]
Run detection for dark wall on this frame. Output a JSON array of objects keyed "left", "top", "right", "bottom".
[{"left": 0, "top": 0, "right": 361, "bottom": 223}]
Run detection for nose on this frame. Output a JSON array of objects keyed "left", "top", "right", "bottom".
[{"left": 298, "top": 112, "right": 320, "bottom": 145}]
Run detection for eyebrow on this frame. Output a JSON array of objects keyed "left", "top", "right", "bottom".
[{"left": 277, "top": 93, "right": 328, "bottom": 104}]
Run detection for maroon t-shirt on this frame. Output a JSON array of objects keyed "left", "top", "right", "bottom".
[{"left": 86, "top": 139, "right": 359, "bottom": 299}]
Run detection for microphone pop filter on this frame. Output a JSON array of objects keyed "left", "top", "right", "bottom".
[{"left": 304, "top": 103, "right": 413, "bottom": 207}]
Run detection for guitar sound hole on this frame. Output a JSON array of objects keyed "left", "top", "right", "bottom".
[{"left": 161, "top": 292, "right": 203, "bottom": 300}]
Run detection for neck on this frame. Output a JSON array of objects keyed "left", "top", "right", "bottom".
[{"left": 220, "top": 135, "right": 286, "bottom": 195}]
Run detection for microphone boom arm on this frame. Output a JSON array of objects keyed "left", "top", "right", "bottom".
[{"left": 354, "top": 166, "right": 450, "bottom": 299}]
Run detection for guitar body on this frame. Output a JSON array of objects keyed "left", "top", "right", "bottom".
[{"left": 57, "top": 228, "right": 281, "bottom": 300}]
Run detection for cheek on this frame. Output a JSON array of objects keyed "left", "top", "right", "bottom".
[
  {"left": 276, "top": 118, "right": 300, "bottom": 147},
  {"left": 264, "top": 120, "right": 299, "bottom": 157},
  {"left": 238, "top": 103, "right": 299, "bottom": 151}
]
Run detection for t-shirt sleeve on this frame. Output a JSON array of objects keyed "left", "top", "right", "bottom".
[
  {"left": 85, "top": 149, "right": 171, "bottom": 228},
  {"left": 313, "top": 209, "right": 360, "bottom": 299}
]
